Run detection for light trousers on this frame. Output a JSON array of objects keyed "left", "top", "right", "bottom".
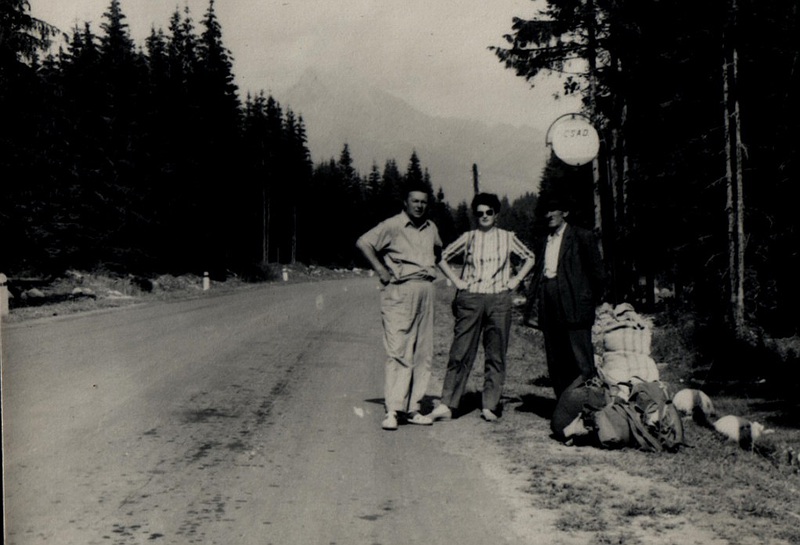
[{"left": 380, "top": 280, "right": 435, "bottom": 414}]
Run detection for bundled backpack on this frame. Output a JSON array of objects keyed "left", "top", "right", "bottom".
[
  {"left": 572, "top": 379, "right": 686, "bottom": 452},
  {"left": 626, "top": 381, "right": 686, "bottom": 452}
]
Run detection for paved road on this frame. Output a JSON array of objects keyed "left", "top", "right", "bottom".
[{"left": 2, "top": 277, "right": 544, "bottom": 545}]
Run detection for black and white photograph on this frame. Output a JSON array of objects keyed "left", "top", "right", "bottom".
[{"left": 2, "top": 1, "right": 799, "bottom": 543}]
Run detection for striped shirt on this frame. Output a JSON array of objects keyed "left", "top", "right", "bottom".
[{"left": 441, "top": 228, "right": 535, "bottom": 294}]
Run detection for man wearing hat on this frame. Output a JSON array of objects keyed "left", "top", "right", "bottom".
[{"left": 523, "top": 196, "right": 606, "bottom": 399}]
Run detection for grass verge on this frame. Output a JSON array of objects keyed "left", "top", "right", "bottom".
[{"left": 429, "top": 281, "right": 800, "bottom": 544}]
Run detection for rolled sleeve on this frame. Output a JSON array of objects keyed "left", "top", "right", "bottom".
[
  {"left": 510, "top": 234, "right": 535, "bottom": 261},
  {"left": 441, "top": 232, "right": 469, "bottom": 262}
]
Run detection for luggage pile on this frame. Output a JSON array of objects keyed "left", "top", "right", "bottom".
[
  {"left": 594, "top": 302, "right": 659, "bottom": 395},
  {"left": 552, "top": 303, "right": 686, "bottom": 452}
]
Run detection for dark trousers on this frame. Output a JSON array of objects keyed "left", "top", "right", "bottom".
[
  {"left": 440, "top": 291, "right": 512, "bottom": 412},
  {"left": 541, "top": 278, "right": 596, "bottom": 398}
]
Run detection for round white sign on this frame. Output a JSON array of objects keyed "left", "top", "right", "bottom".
[{"left": 548, "top": 114, "right": 600, "bottom": 166}]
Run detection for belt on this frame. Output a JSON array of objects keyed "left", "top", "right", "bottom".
[{"left": 394, "top": 277, "right": 435, "bottom": 284}]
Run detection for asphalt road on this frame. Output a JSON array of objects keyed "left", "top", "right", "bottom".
[{"left": 2, "top": 276, "right": 546, "bottom": 545}]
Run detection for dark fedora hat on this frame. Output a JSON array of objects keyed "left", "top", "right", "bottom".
[{"left": 543, "top": 195, "right": 572, "bottom": 212}]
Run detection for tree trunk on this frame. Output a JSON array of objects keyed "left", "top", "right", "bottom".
[
  {"left": 722, "top": 0, "right": 746, "bottom": 337},
  {"left": 615, "top": 96, "right": 631, "bottom": 303},
  {"left": 585, "top": 0, "right": 605, "bottom": 261},
  {"left": 592, "top": 156, "right": 604, "bottom": 258},
  {"left": 733, "top": 45, "right": 746, "bottom": 334},
  {"left": 263, "top": 184, "right": 271, "bottom": 265},
  {"left": 262, "top": 185, "right": 268, "bottom": 265},
  {"left": 291, "top": 204, "right": 297, "bottom": 264}
]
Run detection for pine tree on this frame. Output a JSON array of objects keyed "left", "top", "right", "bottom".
[
  {"left": 453, "top": 201, "right": 471, "bottom": 235},
  {"left": 0, "top": 0, "right": 61, "bottom": 272},
  {"left": 0, "top": 0, "right": 60, "bottom": 69},
  {"left": 192, "top": 0, "right": 241, "bottom": 272},
  {"left": 405, "top": 150, "right": 427, "bottom": 191},
  {"left": 284, "top": 109, "right": 312, "bottom": 264},
  {"left": 378, "top": 159, "right": 403, "bottom": 219},
  {"left": 197, "top": 0, "right": 239, "bottom": 131}
]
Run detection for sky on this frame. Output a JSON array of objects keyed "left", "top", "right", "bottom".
[
  {"left": 31, "top": 0, "right": 581, "bottom": 125},
  {"left": 31, "top": 0, "right": 582, "bottom": 197}
]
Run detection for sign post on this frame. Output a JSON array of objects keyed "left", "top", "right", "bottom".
[
  {"left": 546, "top": 113, "right": 600, "bottom": 167},
  {"left": 546, "top": 113, "right": 604, "bottom": 257}
]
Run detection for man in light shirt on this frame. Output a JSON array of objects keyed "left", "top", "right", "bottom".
[
  {"left": 356, "top": 183, "right": 442, "bottom": 430},
  {"left": 523, "top": 196, "right": 606, "bottom": 399},
  {"left": 432, "top": 193, "right": 535, "bottom": 422}
]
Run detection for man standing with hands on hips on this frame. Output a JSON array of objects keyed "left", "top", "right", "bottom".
[
  {"left": 523, "top": 196, "right": 606, "bottom": 400},
  {"left": 356, "top": 182, "right": 442, "bottom": 430}
]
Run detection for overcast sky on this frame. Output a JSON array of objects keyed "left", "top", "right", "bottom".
[{"left": 32, "top": 0, "right": 581, "bottom": 129}]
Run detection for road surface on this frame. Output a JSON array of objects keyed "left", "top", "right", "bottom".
[{"left": 2, "top": 276, "right": 549, "bottom": 545}]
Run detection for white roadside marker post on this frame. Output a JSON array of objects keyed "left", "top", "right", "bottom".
[{"left": 0, "top": 273, "right": 8, "bottom": 317}]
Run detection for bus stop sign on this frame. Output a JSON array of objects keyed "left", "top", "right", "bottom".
[{"left": 546, "top": 114, "right": 600, "bottom": 166}]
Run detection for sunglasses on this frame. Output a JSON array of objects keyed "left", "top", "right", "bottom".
[{"left": 475, "top": 209, "right": 495, "bottom": 218}]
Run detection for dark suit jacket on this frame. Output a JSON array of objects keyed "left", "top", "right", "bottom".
[{"left": 523, "top": 223, "right": 606, "bottom": 329}]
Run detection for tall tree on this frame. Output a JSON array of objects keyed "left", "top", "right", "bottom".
[
  {"left": 378, "top": 159, "right": 403, "bottom": 219},
  {"left": 197, "top": 0, "right": 239, "bottom": 129},
  {"left": 0, "top": 0, "right": 60, "bottom": 69},
  {"left": 262, "top": 95, "right": 283, "bottom": 263},
  {"left": 0, "top": 0, "right": 60, "bottom": 271},
  {"left": 283, "top": 108, "right": 312, "bottom": 264},
  {"left": 722, "top": 0, "right": 746, "bottom": 337},
  {"left": 195, "top": 0, "right": 241, "bottom": 271},
  {"left": 93, "top": 0, "right": 152, "bottom": 269},
  {"left": 405, "top": 150, "right": 428, "bottom": 191}
]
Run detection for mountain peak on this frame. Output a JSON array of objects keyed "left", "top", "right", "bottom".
[{"left": 281, "top": 72, "right": 546, "bottom": 205}]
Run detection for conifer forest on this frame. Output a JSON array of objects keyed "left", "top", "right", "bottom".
[{"left": 2, "top": 0, "right": 798, "bottom": 348}]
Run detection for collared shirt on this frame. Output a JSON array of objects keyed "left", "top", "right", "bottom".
[
  {"left": 544, "top": 223, "right": 567, "bottom": 279},
  {"left": 441, "top": 227, "right": 535, "bottom": 294},
  {"left": 358, "top": 211, "right": 442, "bottom": 283}
]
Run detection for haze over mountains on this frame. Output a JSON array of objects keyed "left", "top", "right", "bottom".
[{"left": 281, "top": 70, "right": 549, "bottom": 206}]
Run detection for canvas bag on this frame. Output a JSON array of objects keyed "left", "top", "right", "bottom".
[
  {"left": 627, "top": 381, "right": 686, "bottom": 452},
  {"left": 589, "top": 398, "right": 662, "bottom": 451},
  {"left": 551, "top": 376, "right": 610, "bottom": 439}
]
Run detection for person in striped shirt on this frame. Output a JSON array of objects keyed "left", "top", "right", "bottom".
[{"left": 429, "top": 193, "right": 535, "bottom": 422}]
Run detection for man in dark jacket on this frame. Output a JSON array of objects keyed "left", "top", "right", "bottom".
[{"left": 523, "top": 197, "right": 606, "bottom": 399}]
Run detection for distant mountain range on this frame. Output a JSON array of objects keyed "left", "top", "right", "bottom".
[{"left": 281, "top": 70, "right": 548, "bottom": 206}]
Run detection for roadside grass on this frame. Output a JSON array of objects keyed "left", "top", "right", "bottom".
[
  {"left": 2, "top": 265, "right": 363, "bottom": 323},
  {"left": 430, "top": 282, "right": 800, "bottom": 544}
]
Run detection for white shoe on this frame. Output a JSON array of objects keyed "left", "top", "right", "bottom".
[
  {"left": 406, "top": 412, "right": 433, "bottom": 426},
  {"left": 481, "top": 408, "right": 499, "bottom": 422},
  {"left": 429, "top": 404, "right": 452, "bottom": 421},
  {"left": 382, "top": 412, "right": 398, "bottom": 430}
]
